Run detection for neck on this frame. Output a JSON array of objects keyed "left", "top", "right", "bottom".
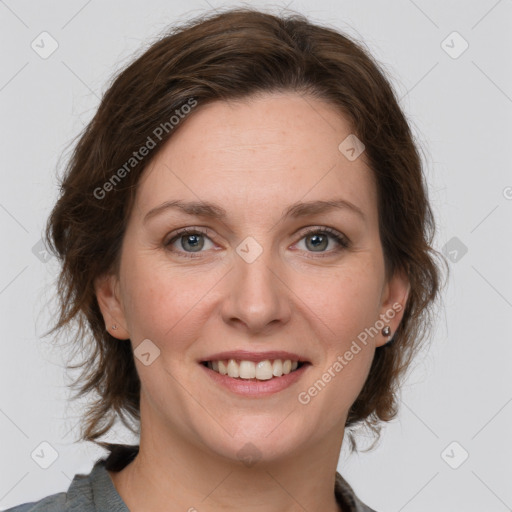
[{"left": 108, "top": 398, "right": 345, "bottom": 512}]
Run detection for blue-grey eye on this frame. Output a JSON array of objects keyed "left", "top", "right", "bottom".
[
  {"left": 180, "top": 233, "right": 204, "bottom": 252},
  {"left": 305, "top": 233, "right": 329, "bottom": 251}
]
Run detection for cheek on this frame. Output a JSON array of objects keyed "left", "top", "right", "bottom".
[
  {"left": 295, "top": 272, "right": 379, "bottom": 426},
  {"left": 294, "top": 263, "right": 382, "bottom": 343},
  {"left": 120, "top": 254, "right": 220, "bottom": 344}
]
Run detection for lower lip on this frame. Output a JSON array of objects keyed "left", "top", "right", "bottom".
[{"left": 199, "top": 362, "right": 311, "bottom": 397}]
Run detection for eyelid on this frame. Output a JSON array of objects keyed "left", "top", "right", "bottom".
[
  {"left": 164, "top": 226, "right": 211, "bottom": 242},
  {"left": 164, "top": 225, "right": 350, "bottom": 257},
  {"left": 293, "top": 226, "right": 351, "bottom": 256}
]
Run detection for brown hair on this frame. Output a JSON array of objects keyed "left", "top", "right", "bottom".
[{"left": 44, "top": 7, "right": 448, "bottom": 453}]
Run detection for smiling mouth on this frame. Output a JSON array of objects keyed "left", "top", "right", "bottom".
[{"left": 201, "top": 359, "right": 309, "bottom": 381}]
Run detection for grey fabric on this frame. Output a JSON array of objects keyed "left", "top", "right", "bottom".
[
  {"left": 5, "top": 460, "right": 128, "bottom": 512},
  {"left": 6, "top": 445, "right": 377, "bottom": 511}
]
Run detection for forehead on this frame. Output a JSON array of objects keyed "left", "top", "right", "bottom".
[{"left": 134, "top": 92, "right": 377, "bottom": 223}]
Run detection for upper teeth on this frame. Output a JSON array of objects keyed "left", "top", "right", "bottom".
[{"left": 207, "top": 359, "right": 299, "bottom": 380}]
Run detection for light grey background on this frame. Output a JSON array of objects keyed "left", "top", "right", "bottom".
[{"left": 1, "top": 1, "right": 511, "bottom": 510}]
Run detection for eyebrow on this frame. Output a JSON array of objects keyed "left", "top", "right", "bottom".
[{"left": 143, "top": 198, "right": 366, "bottom": 225}]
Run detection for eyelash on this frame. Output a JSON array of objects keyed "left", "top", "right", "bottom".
[{"left": 164, "top": 226, "right": 350, "bottom": 260}]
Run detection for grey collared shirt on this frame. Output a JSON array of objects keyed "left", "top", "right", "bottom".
[{"left": 6, "top": 444, "right": 377, "bottom": 512}]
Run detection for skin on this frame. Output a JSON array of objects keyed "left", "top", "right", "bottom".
[{"left": 95, "top": 91, "right": 410, "bottom": 512}]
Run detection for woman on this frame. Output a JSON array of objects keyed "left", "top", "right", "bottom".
[{"left": 8, "top": 7, "right": 446, "bottom": 512}]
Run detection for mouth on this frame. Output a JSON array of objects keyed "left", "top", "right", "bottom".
[
  {"left": 200, "top": 358, "right": 310, "bottom": 381},
  {"left": 199, "top": 356, "right": 311, "bottom": 397},
  {"left": 198, "top": 350, "right": 312, "bottom": 396}
]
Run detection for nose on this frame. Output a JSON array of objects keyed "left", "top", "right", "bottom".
[{"left": 220, "top": 248, "right": 292, "bottom": 335}]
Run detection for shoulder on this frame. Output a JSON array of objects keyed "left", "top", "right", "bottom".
[
  {"left": 4, "top": 444, "right": 137, "bottom": 512},
  {"left": 3, "top": 471, "right": 94, "bottom": 512},
  {"left": 3, "top": 492, "right": 68, "bottom": 512},
  {"left": 335, "top": 471, "right": 379, "bottom": 512}
]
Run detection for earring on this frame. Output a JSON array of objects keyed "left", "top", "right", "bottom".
[
  {"left": 381, "top": 325, "right": 394, "bottom": 347},
  {"left": 112, "top": 325, "right": 118, "bottom": 330}
]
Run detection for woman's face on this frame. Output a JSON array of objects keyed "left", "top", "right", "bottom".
[{"left": 96, "top": 91, "right": 409, "bottom": 463}]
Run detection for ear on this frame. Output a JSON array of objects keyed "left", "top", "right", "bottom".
[
  {"left": 94, "top": 272, "right": 130, "bottom": 340},
  {"left": 375, "top": 267, "right": 410, "bottom": 348}
]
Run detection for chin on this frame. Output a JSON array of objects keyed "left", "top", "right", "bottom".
[{"left": 195, "top": 415, "right": 308, "bottom": 465}]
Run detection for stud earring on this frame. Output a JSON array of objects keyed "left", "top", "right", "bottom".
[
  {"left": 380, "top": 325, "right": 395, "bottom": 347},
  {"left": 112, "top": 325, "right": 118, "bottom": 330}
]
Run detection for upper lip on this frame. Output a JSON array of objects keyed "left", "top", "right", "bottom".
[{"left": 201, "top": 350, "right": 310, "bottom": 363}]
